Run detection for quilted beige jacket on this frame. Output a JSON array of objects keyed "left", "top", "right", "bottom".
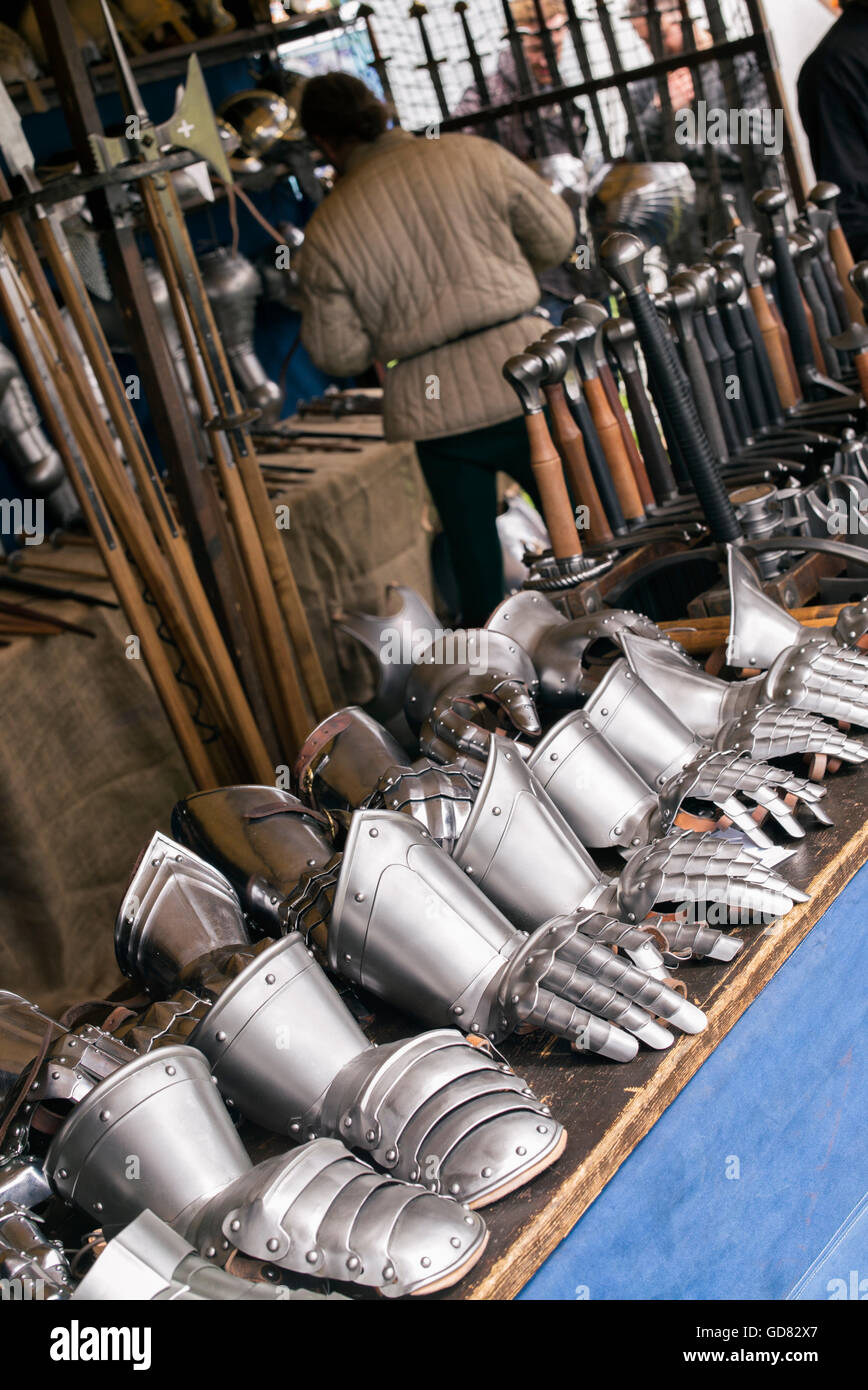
[{"left": 298, "top": 128, "right": 575, "bottom": 442}]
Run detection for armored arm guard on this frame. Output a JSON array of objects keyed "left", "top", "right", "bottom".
[
  {"left": 172, "top": 787, "right": 704, "bottom": 1060},
  {"left": 0, "top": 342, "right": 81, "bottom": 529},
  {"left": 117, "top": 833, "right": 567, "bottom": 1207},
  {"left": 725, "top": 546, "right": 868, "bottom": 728}
]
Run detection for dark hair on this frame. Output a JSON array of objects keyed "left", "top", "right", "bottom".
[{"left": 299, "top": 73, "right": 389, "bottom": 146}]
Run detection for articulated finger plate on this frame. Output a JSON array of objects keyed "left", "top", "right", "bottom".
[
  {"left": 406, "top": 630, "right": 540, "bottom": 760},
  {"left": 663, "top": 748, "right": 829, "bottom": 845},
  {"left": 613, "top": 830, "right": 809, "bottom": 925},
  {"left": 371, "top": 759, "right": 481, "bottom": 854},
  {"left": 714, "top": 704, "right": 868, "bottom": 765},
  {"left": 187, "top": 1140, "right": 488, "bottom": 1298},
  {"left": 765, "top": 637, "right": 868, "bottom": 728}
]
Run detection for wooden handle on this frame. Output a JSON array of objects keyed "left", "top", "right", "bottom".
[
  {"left": 800, "top": 287, "right": 826, "bottom": 372},
  {"left": 544, "top": 384, "right": 613, "bottom": 545},
  {"left": 828, "top": 224, "right": 864, "bottom": 326},
  {"left": 582, "top": 376, "right": 645, "bottom": 520},
  {"left": 525, "top": 412, "right": 583, "bottom": 559},
  {"left": 856, "top": 349, "right": 868, "bottom": 403},
  {"left": 600, "top": 362, "right": 655, "bottom": 509},
  {"left": 747, "top": 284, "right": 799, "bottom": 410}
]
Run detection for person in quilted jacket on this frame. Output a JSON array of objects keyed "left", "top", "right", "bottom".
[{"left": 297, "top": 72, "right": 575, "bottom": 626}]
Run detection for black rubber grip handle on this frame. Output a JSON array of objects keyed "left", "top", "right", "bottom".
[
  {"left": 676, "top": 318, "right": 730, "bottom": 460},
  {"left": 692, "top": 311, "right": 740, "bottom": 453},
  {"left": 720, "top": 302, "right": 770, "bottom": 431},
  {"left": 804, "top": 264, "right": 842, "bottom": 377},
  {"left": 618, "top": 361, "right": 678, "bottom": 502},
  {"left": 707, "top": 310, "right": 753, "bottom": 445},
  {"left": 768, "top": 232, "right": 816, "bottom": 373},
  {"left": 626, "top": 289, "right": 741, "bottom": 541},
  {"left": 738, "top": 297, "right": 786, "bottom": 425}
]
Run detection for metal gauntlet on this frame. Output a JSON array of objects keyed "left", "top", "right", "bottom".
[{"left": 117, "top": 832, "right": 566, "bottom": 1207}]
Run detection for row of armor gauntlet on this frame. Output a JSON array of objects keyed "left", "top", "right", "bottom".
[
  {"left": 485, "top": 588, "right": 867, "bottom": 769},
  {"left": 115, "top": 832, "right": 567, "bottom": 1207},
  {"left": 292, "top": 706, "right": 808, "bottom": 961},
  {"left": 0, "top": 992, "right": 488, "bottom": 1297},
  {"left": 357, "top": 624, "right": 810, "bottom": 953},
  {"left": 725, "top": 547, "right": 868, "bottom": 727},
  {"left": 173, "top": 784, "right": 707, "bottom": 1060}
]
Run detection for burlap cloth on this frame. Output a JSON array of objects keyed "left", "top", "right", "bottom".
[{"left": 0, "top": 438, "right": 433, "bottom": 1013}]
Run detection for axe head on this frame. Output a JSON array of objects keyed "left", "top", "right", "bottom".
[{"left": 160, "top": 56, "right": 233, "bottom": 186}]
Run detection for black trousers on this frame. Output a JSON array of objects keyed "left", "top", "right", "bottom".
[{"left": 416, "top": 414, "right": 542, "bottom": 628}]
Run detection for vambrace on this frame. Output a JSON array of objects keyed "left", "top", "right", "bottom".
[
  {"left": 42, "top": 1038, "right": 487, "bottom": 1299},
  {"left": 118, "top": 833, "right": 566, "bottom": 1208}
]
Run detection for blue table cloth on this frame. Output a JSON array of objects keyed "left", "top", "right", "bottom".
[{"left": 519, "top": 859, "right": 868, "bottom": 1301}]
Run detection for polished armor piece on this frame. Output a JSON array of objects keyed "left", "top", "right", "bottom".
[
  {"left": 405, "top": 630, "right": 540, "bottom": 762},
  {"left": 44, "top": 1037, "right": 483, "bottom": 1298},
  {"left": 0, "top": 1202, "right": 72, "bottom": 1298},
  {"left": 71, "top": 1209, "right": 309, "bottom": 1301},
  {"left": 335, "top": 584, "right": 440, "bottom": 726},
  {"left": 330, "top": 807, "right": 704, "bottom": 1058},
  {"left": 528, "top": 713, "right": 661, "bottom": 848},
  {"left": 451, "top": 738, "right": 604, "bottom": 929},
  {"left": 120, "top": 835, "right": 567, "bottom": 1207},
  {"left": 186, "top": 1140, "right": 488, "bottom": 1298},
  {"left": 485, "top": 591, "right": 662, "bottom": 707},
  {"left": 727, "top": 548, "right": 868, "bottom": 726},
  {"left": 171, "top": 789, "right": 334, "bottom": 937},
  {"left": 295, "top": 706, "right": 411, "bottom": 813},
  {"left": 0, "top": 342, "right": 81, "bottom": 527},
  {"left": 581, "top": 662, "right": 830, "bottom": 843},
  {"left": 199, "top": 248, "right": 281, "bottom": 428},
  {"left": 617, "top": 632, "right": 867, "bottom": 764}
]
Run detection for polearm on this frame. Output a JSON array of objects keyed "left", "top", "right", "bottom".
[
  {"left": 525, "top": 0, "right": 579, "bottom": 158},
  {"left": 592, "top": 0, "right": 647, "bottom": 159},
  {"left": 500, "top": 0, "right": 549, "bottom": 157},
  {"left": 562, "top": 0, "right": 611, "bottom": 160},
  {"left": 0, "top": 77, "right": 274, "bottom": 783},
  {"left": 357, "top": 5, "right": 400, "bottom": 121},
  {"left": 95, "top": 1, "right": 332, "bottom": 745},
  {"left": 32, "top": 0, "right": 275, "bottom": 752},
  {"left": 409, "top": 2, "right": 451, "bottom": 122},
  {"left": 0, "top": 235, "right": 217, "bottom": 789}
]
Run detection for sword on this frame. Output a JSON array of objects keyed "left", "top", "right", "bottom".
[
  {"left": 592, "top": 0, "right": 646, "bottom": 159},
  {"left": 562, "top": 0, "right": 611, "bottom": 160},
  {"left": 500, "top": 0, "right": 549, "bottom": 157},
  {"left": 357, "top": 5, "right": 400, "bottom": 121},
  {"left": 409, "top": 2, "right": 451, "bottom": 123},
  {"left": 454, "top": 1, "right": 492, "bottom": 110},
  {"left": 528, "top": 0, "right": 580, "bottom": 158}
]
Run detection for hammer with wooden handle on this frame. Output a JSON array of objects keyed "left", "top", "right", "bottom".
[{"left": 502, "top": 351, "right": 584, "bottom": 560}]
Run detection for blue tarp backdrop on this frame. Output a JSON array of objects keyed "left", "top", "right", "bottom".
[{"left": 518, "top": 858, "right": 868, "bottom": 1301}]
